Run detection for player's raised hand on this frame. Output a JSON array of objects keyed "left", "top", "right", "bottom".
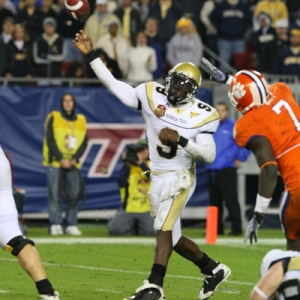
[
  {"left": 73, "top": 30, "right": 93, "bottom": 55},
  {"left": 159, "top": 127, "right": 179, "bottom": 146},
  {"left": 243, "top": 213, "right": 264, "bottom": 244},
  {"left": 201, "top": 57, "right": 229, "bottom": 84}
]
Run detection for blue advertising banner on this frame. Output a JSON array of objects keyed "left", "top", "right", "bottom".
[{"left": 0, "top": 86, "right": 213, "bottom": 213}]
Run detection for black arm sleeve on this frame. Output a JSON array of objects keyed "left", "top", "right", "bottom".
[
  {"left": 117, "top": 164, "right": 130, "bottom": 188},
  {"left": 137, "top": 100, "right": 142, "bottom": 111},
  {"left": 139, "top": 162, "right": 150, "bottom": 178},
  {"left": 282, "top": 257, "right": 291, "bottom": 274},
  {"left": 73, "top": 133, "right": 88, "bottom": 161},
  {"left": 47, "top": 116, "right": 63, "bottom": 161}
]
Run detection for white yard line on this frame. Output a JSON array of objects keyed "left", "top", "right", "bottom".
[
  {"left": 24, "top": 237, "right": 286, "bottom": 246},
  {"left": 1, "top": 236, "right": 284, "bottom": 297},
  {"left": 1, "top": 257, "right": 254, "bottom": 286},
  {"left": 95, "top": 289, "right": 122, "bottom": 294}
]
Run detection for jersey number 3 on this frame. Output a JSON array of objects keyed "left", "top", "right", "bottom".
[{"left": 272, "top": 100, "right": 300, "bottom": 131}]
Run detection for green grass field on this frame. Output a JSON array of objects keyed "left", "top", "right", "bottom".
[{"left": 0, "top": 225, "right": 286, "bottom": 300}]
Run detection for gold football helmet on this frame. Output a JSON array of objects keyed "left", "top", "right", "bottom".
[{"left": 165, "top": 62, "right": 202, "bottom": 105}]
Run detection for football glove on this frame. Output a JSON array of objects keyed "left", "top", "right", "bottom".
[
  {"left": 244, "top": 212, "right": 264, "bottom": 244},
  {"left": 201, "top": 57, "right": 229, "bottom": 84}
]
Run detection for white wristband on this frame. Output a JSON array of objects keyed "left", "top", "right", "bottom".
[
  {"left": 254, "top": 194, "right": 272, "bottom": 214},
  {"left": 253, "top": 286, "right": 268, "bottom": 299}
]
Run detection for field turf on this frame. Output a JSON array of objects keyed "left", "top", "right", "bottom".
[{"left": 0, "top": 225, "right": 286, "bottom": 300}]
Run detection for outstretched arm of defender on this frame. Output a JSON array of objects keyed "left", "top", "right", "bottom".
[
  {"left": 73, "top": 30, "right": 139, "bottom": 109},
  {"left": 201, "top": 57, "right": 233, "bottom": 85}
]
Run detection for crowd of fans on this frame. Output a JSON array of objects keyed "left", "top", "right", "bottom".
[{"left": 0, "top": 0, "right": 300, "bottom": 85}]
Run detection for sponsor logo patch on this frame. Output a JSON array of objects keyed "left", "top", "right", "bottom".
[
  {"left": 154, "top": 104, "right": 167, "bottom": 118},
  {"left": 190, "top": 112, "right": 199, "bottom": 118}
]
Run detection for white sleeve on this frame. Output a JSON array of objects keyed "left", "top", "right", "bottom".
[
  {"left": 226, "top": 75, "right": 233, "bottom": 85},
  {"left": 90, "top": 58, "right": 139, "bottom": 109},
  {"left": 183, "top": 133, "right": 216, "bottom": 164}
]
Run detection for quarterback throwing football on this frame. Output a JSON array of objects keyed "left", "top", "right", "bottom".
[{"left": 73, "top": 30, "right": 231, "bottom": 300}]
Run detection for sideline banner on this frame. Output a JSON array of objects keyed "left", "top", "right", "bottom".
[{"left": 0, "top": 86, "right": 212, "bottom": 213}]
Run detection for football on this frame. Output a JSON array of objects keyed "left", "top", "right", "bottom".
[{"left": 64, "top": 0, "right": 90, "bottom": 22}]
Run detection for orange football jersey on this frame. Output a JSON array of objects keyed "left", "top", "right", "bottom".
[{"left": 234, "top": 82, "right": 300, "bottom": 191}]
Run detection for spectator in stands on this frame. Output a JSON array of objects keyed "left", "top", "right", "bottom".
[
  {"left": 14, "top": 0, "right": 43, "bottom": 10},
  {"left": 1, "top": 16, "right": 14, "bottom": 43},
  {"left": 95, "top": 19, "right": 129, "bottom": 77},
  {"left": 0, "top": 0, "right": 14, "bottom": 34},
  {"left": 127, "top": 31, "right": 157, "bottom": 86},
  {"left": 43, "top": 93, "right": 87, "bottom": 236},
  {"left": 86, "top": 48, "right": 123, "bottom": 80},
  {"left": 108, "top": 140, "right": 154, "bottom": 236},
  {"left": 209, "top": 0, "right": 252, "bottom": 72},
  {"left": 56, "top": 0, "right": 84, "bottom": 64},
  {"left": 16, "top": 0, "right": 44, "bottom": 42},
  {"left": 275, "top": 18, "right": 289, "bottom": 53},
  {"left": 144, "top": 16, "right": 165, "bottom": 80},
  {"left": 290, "top": 8, "right": 300, "bottom": 30},
  {"left": 245, "top": 0, "right": 260, "bottom": 12},
  {"left": 253, "top": 0, "right": 288, "bottom": 31},
  {"left": 64, "top": 62, "right": 85, "bottom": 86},
  {"left": 0, "top": 36, "right": 6, "bottom": 75},
  {"left": 147, "top": 0, "right": 182, "bottom": 43},
  {"left": 167, "top": 17, "right": 203, "bottom": 68},
  {"left": 40, "top": 0, "right": 58, "bottom": 22},
  {"left": 132, "top": 0, "right": 153, "bottom": 25},
  {"left": 5, "top": 24, "right": 34, "bottom": 80},
  {"left": 274, "top": 27, "right": 300, "bottom": 79},
  {"left": 3, "top": 0, "right": 17, "bottom": 15},
  {"left": 176, "top": 0, "right": 203, "bottom": 35},
  {"left": 252, "top": 13, "right": 277, "bottom": 73},
  {"left": 107, "top": 0, "right": 118, "bottom": 13},
  {"left": 113, "top": 0, "right": 143, "bottom": 45},
  {"left": 84, "top": 0, "right": 122, "bottom": 47},
  {"left": 32, "top": 17, "right": 66, "bottom": 85},
  {"left": 286, "top": 0, "right": 300, "bottom": 24},
  {"left": 200, "top": 0, "right": 221, "bottom": 65},
  {"left": 206, "top": 102, "right": 251, "bottom": 236}
]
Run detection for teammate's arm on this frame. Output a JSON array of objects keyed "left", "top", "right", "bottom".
[
  {"left": 250, "top": 261, "right": 283, "bottom": 300},
  {"left": 72, "top": 30, "right": 139, "bottom": 109}
]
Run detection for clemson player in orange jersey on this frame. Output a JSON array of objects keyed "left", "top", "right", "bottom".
[{"left": 202, "top": 58, "right": 300, "bottom": 253}]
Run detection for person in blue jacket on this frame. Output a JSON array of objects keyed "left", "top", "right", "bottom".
[
  {"left": 209, "top": 0, "right": 252, "bottom": 72},
  {"left": 206, "top": 101, "right": 251, "bottom": 236}
]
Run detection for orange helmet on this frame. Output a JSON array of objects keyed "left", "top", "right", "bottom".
[{"left": 228, "top": 70, "right": 269, "bottom": 114}]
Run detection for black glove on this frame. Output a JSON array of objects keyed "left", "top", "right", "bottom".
[
  {"left": 244, "top": 212, "right": 264, "bottom": 244},
  {"left": 201, "top": 57, "right": 229, "bottom": 84}
]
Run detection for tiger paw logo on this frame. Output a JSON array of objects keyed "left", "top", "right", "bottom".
[{"left": 232, "top": 82, "right": 246, "bottom": 99}]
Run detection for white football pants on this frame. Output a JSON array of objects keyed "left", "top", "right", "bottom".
[{"left": 148, "top": 169, "right": 196, "bottom": 246}]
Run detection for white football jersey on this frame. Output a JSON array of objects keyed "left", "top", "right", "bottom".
[
  {"left": 261, "top": 249, "right": 300, "bottom": 300},
  {"left": 135, "top": 82, "right": 219, "bottom": 172}
]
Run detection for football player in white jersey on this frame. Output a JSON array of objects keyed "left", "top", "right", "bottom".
[
  {"left": 73, "top": 30, "right": 231, "bottom": 300},
  {"left": 251, "top": 249, "right": 300, "bottom": 300},
  {"left": 0, "top": 147, "right": 60, "bottom": 299}
]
